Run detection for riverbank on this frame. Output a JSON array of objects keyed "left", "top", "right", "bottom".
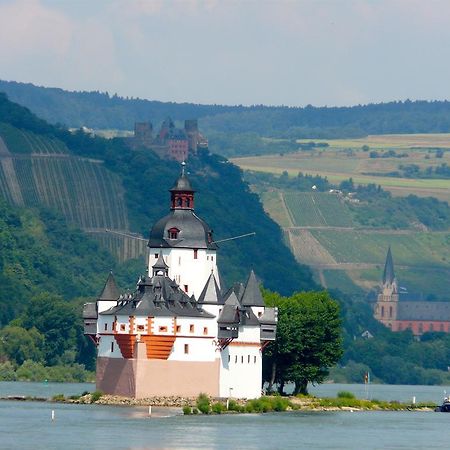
[{"left": 44, "top": 391, "right": 436, "bottom": 412}]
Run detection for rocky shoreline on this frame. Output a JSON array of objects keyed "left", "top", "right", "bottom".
[{"left": 1, "top": 393, "right": 435, "bottom": 412}]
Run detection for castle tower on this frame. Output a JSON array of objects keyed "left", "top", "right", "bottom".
[
  {"left": 374, "top": 246, "right": 399, "bottom": 328},
  {"left": 147, "top": 164, "right": 219, "bottom": 299}
]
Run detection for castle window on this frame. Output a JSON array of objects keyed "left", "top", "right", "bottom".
[
  {"left": 104, "top": 323, "right": 108, "bottom": 331},
  {"left": 177, "top": 198, "right": 183, "bottom": 207},
  {"left": 190, "top": 324, "right": 194, "bottom": 333},
  {"left": 241, "top": 356, "right": 244, "bottom": 363},
  {"left": 389, "top": 307, "right": 393, "bottom": 318},
  {"left": 120, "top": 324, "right": 126, "bottom": 331},
  {"left": 381, "top": 306, "right": 384, "bottom": 317},
  {"left": 258, "top": 312, "right": 262, "bottom": 318},
  {"left": 211, "top": 256, "right": 214, "bottom": 262},
  {"left": 203, "top": 327, "right": 208, "bottom": 335},
  {"left": 154, "top": 253, "right": 158, "bottom": 259},
  {"left": 184, "top": 285, "right": 189, "bottom": 293},
  {"left": 168, "top": 227, "right": 179, "bottom": 239},
  {"left": 248, "top": 355, "right": 250, "bottom": 363},
  {"left": 419, "top": 323, "right": 423, "bottom": 333},
  {"left": 186, "top": 198, "right": 190, "bottom": 208},
  {"left": 176, "top": 325, "right": 181, "bottom": 333},
  {"left": 228, "top": 355, "right": 230, "bottom": 363},
  {"left": 430, "top": 323, "right": 434, "bottom": 332},
  {"left": 235, "top": 355, "right": 238, "bottom": 363},
  {"left": 184, "top": 344, "right": 189, "bottom": 354},
  {"left": 194, "top": 249, "right": 198, "bottom": 259},
  {"left": 137, "top": 325, "right": 144, "bottom": 331},
  {"left": 111, "top": 342, "right": 114, "bottom": 352},
  {"left": 441, "top": 324, "right": 445, "bottom": 332},
  {"left": 254, "top": 356, "right": 257, "bottom": 363},
  {"left": 159, "top": 326, "right": 167, "bottom": 332}
]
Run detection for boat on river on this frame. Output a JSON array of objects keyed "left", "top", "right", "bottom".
[{"left": 435, "top": 397, "right": 450, "bottom": 412}]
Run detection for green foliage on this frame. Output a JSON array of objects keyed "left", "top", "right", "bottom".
[
  {"left": 90, "top": 390, "right": 103, "bottom": 403},
  {"left": 182, "top": 405, "right": 192, "bottom": 415},
  {"left": 0, "top": 361, "right": 16, "bottom": 381},
  {"left": 0, "top": 326, "right": 44, "bottom": 365},
  {"left": 263, "top": 290, "right": 343, "bottom": 395},
  {"left": 245, "top": 396, "right": 291, "bottom": 413},
  {"left": 337, "top": 390, "right": 355, "bottom": 399},
  {"left": 52, "top": 394, "right": 66, "bottom": 402},
  {"left": 196, "top": 393, "right": 211, "bottom": 414},
  {"left": 227, "top": 399, "right": 240, "bottom": 411},
  {"left": 211, "top": 402, "right": 226, "bottom": 414}
]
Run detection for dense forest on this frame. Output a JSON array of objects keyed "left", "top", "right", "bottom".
[{"left": 4, "top": 80, "right": 450, "bottom": 148}]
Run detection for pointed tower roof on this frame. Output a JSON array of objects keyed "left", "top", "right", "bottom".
[
  {"left": 217, "top": 291, "right": 241, "bottom": 324},
  {"left": 241, "top": 270, "right": 265, "bottom": 307},
  {"left": 198, "top": 272, "right": 223, "bottom": 304},
  {"left": 382, "top": 246, "right": 396, "bottom": 285},
  {"left": 98, "top": 272, "right": 120, "bottom": 301}
]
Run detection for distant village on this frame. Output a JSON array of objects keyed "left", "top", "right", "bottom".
[{"left": 128, "top": 118, "right": 208, "bottom": 162}]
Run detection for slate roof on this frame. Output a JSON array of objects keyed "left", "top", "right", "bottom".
[
  {"left": 101, "top": 274, "right": 214, "bottom": 319},
  {"left": 198, "top": 272, "right": 223, "bottom": 305},
  {"left": 241, "top": 270, "right": 265, "bottom": 307},
  {"left": 382, "top": 246, "right": 396, "bottom": 285},
  {"left": 259, "top": 307, "right": 277, "bottom": 325},
  {"left": 217, "top": 292, "right": 241, "bottom": 324},
  {"left": 98, "top": 272, "right": 120, "bottom": 301},
  {"left": 148, "top": 209, "right": 217, "bottom": 250},
  {"left": 397, "top": 302, "right": 450, "bottom": 321},
  {"left": 170, "top": 173, "right": 194, "bottom": 192}
]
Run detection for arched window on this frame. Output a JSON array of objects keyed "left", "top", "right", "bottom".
[
  {"left": 389, "top": 306, "right": 393, "bottom": 318},
  {"left": 168, "top": 227, "right": 180, "bottom": 239},
  {"left": 381, "top": 306, "right": 384, "bottom": 317},
  {"left": 177, "top": 197, "right": 183, "bottom": 207},
  {"left": 186, "top": 198, "right": 190, "bottom": 207}
]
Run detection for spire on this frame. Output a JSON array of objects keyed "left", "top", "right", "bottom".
[
  {"left": 382, "top": 246, "right": 396, "bottom": 285},
  {"left": 170, "top": 163, "right": 195, "bottom": 210},
  {"left": 241, "top": 270, "right": 265, "bottom": 307},
  {"left": 98, "top": 272, "right": 120, "bottom": 301},
  {"left": 152, "top": 253, "right": 169, "bottom": 276},
  {"left": 198, "top": 272, "right": 223, "bottom": 304}
]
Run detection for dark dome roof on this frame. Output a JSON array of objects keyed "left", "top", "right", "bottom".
[
  {"left": 148, "top": 209, "right": 217, "bottom": 250},
  {"left": 170, "top": 174, "right": 194, "bottom": 192}
]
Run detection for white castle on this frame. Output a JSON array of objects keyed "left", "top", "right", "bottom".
[{"left": 83, "top": 166, "right": 277, "bottom": 399}]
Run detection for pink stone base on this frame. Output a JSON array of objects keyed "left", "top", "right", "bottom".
[{"left": 96, "top": 357, "right": 220, "bottom": 399}]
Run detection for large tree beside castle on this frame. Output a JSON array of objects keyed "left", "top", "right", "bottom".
[{"left": 263, "top": 290, "right": 343, "bottom": 395}]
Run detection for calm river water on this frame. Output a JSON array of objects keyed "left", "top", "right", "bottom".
[{"left": 1, "top": 382, "right": 450, "bottom": 450}]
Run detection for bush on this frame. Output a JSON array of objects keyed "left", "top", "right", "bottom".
[
  {"left": 90, "top": 390, "right": 103, "bottom": 403},
  {"left": 196, "top": 393, "right": 210, "bottom": 414},
  {"left": 52, "top": 393, "right": 65, "bottom": 402},
  {"left": 212, "top": 402, "right": 226, "bottom": 414},
  {"left": 227, "top": 399, "right": 240, "bottom": 411},
  {"left": 192, "top": 407, "right": 199, "bottom": 415},
  {"left": 337, "top": 391, "right": 355, "bottom": 399},
  {"left": 182, "top": 405, "right": 192, "bottom": 415}
]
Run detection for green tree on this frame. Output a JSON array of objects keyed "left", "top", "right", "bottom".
[
  {"left": 264, "top": 290, "right": 343, "bottom": 395},
  {"left": 0, "top": 325, "right": 44, "bottom": 365}
]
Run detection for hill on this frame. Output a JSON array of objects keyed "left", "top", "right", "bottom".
[
  {"left": 5, "top": 80, "right": 450, "bottom": 148},
  {"left": 0, "top": 92, "right": 315, "bottom": 296}
]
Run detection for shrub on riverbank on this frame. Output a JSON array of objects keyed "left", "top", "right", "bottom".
[{"left": 0, "top": 360, "right": 95, "bottom": 382}]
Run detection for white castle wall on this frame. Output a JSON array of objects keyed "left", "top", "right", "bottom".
[{"left": 148, "top": 247, "right": 218, "bottom": 299}]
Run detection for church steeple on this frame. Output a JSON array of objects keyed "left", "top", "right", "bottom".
[
  {"left": 170, "top": 162, "right": 195, "bottom": 210},
  {"left": 382, "top": 246, "right": 396, "bottom": 286}
]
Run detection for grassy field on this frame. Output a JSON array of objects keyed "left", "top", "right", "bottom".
[
  {"left": 283, "top": 192, "right": 354, "bottom": 227},
  {"left": 232, "top": 134, "right": 450, "bottom": 202},
  {"left": 310, "top": 229, "right": 449, "bottom": 268}
]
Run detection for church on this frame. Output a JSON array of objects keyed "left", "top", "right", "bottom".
[
  {"left": 83, "top": 165, "right": 277, "bottom": 399},
  {"left": 374, "top": 247, "right": 450, "bottom": 335}
]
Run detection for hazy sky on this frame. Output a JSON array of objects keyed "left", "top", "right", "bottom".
[{"left": 1, "top": 0, "right": 450, "bottom": 107}]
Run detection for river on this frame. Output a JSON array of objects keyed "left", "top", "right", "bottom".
[{"left": 1, "top": 382, "right": 450, "bottom": 449}]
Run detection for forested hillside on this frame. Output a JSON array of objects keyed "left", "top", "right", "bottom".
[{"left": 4, "top": 80, "right": 450, "bottom": 144}]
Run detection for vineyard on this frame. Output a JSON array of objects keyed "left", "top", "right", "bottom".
[
  {"left": 0, "top": 122, "right": 68, "bottom": 154},
  {"left": 310, "top": 229, "right": 450, "bottom": 268},
  {"left": 283, "top": 192, "right": 354, "bottom": 227},
  {"left": 0, "top": 123, "right": 146, "bottom": 261}
]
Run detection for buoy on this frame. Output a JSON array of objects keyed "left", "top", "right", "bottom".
[
  {"left": 148, "top": 405, "right": 152, "bottom": 416},
  {"left": 51, "top": 410, "right": 55, "bottom": 421},
  {"left": 412, "top": 396, "right": 416, "bottom": 405}
]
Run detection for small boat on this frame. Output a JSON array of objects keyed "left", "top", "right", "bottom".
[{"left": 435, "top": 397, "right": 450, "bottom": 412}]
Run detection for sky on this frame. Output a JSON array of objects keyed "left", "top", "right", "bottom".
[{"left": 1, "top": 0, "right": 450, "bottom": 107}]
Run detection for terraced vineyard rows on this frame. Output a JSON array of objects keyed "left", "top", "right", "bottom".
[
  {"left": 0, "top": 123, "right": 68, "bottom": 154},
  {"left": 283, "top": 192, "right": 354, "bottom": 227},
  {"left": 310, "top": 229, "right": 450, "bottom": 267}
]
